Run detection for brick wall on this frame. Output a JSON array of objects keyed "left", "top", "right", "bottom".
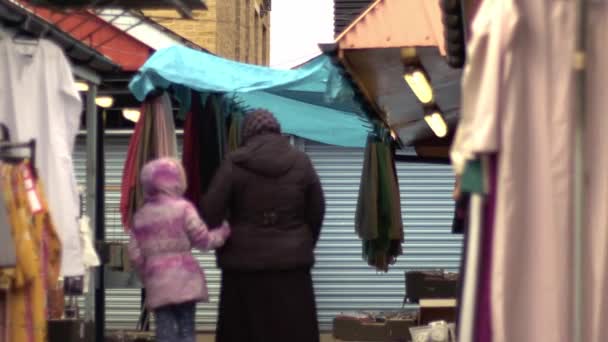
[
  {"left": 144, "top": 0, "right": 269, "bottom": 64},
  {"left": 215, "top": 0, "right": 238, "bottom": 60},
  {"left": 221, "top": 0, "right": 270, "bottom": 64},
  {"left": 144, "top": 0, "right": 217, "bottom": 53}
]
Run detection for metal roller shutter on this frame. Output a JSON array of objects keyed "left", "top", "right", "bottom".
[
  {"left": 304, "top": 141, "right": 462, "bottom": 331},
  {"left": 73, "top": 135, "right": 462, "bottom": 332}
]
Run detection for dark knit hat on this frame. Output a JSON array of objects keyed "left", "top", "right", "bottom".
[{"left": 241, "top": 109, "right": 281, "bottom": 143}]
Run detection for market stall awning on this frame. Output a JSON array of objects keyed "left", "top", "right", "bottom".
[
  {"left": 329, "top": 0, "right": 462, "bottom": 148},
  {"left": 336, "top": 0, "right": 445, "bottom": 55},
  {"left": 129, "top": 46, "right": 372, "bottom": 147},
  {"left": 0, "top": 0, "right": 120, "bottom": 73},
  {"left": 27, "top": 5, "right": 153, "bottom": 71}
]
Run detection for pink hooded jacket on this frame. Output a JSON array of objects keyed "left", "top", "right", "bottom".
[{"left": 128, "top": 158, "right": 230, "bottom": 310}]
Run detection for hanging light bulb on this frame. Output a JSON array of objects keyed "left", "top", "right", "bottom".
[
  {"left": 122, "top": 108, "right": 141, "bottom": 123},
  {"left": 424, "top": 111, "right": 448, "bottom": 138},
  {"left": 390, "top": 129, "right": 398, "bottom": 140},
  {"left": 404, "top": 68, "right": 434, "bottom": 104},
  {"left": 95, "top": 96, "right": 114, "bottom": 108},
  {"left": 75, "top": 81, "right": 89, "bottom": 92}
]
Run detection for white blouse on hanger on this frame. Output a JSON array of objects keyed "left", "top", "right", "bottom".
[{"left": 0, "top": 37, "right": 85, "bottom": 277}]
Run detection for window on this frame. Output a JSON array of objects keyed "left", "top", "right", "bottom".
[
  {"left": 254, "top": 13, "right": 259, "bottom": 64},
  {"left": 245, "top": 0, "right": 251, "bottom": 63},
  {"left": 262, "top": 25, "right": 268, "bottom": 65},
  {"left": 235, "top": 0, "right": 241, "bottom": 60}
]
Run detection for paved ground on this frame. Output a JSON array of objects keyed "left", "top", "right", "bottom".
[{"left": 196, "top": 333, "right": 337, "bottom": 341}]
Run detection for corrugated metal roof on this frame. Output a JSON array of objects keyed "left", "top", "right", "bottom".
[
  {"left": 0, "top": 0, "right": 120, "bottom": 73},
  {"left": 336, "top": 0, "right": 445, "bottom": 55},
  {"left": 97, "top": 9, "right": 209, "bottom": 53},
  {"left": 28, "top": 6, "right": 152, "bottom": 71},
  {"left": 333, "top": 0, "right": 375, "bottom": 37},
  {"left": 24, "top": 0, "right": 207, "bottom": 19}
]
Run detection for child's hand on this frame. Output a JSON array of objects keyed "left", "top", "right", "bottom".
[{"left": 218, "top": 222, "right": 231, "bottom": 241}]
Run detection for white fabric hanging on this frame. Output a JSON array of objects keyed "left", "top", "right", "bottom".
[
  {"left": 0, "top": 37, "right": 85, "bottom": 276},
  {"left": 79, "top": 214, "right": 100, "bottom": 293},
  {"left": 452, "top": 1, "right": 608, "bottom": 341}
]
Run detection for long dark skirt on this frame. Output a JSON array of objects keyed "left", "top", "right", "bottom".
[{"left": 216, "top": 268, "right": 320, "bottom": 342}]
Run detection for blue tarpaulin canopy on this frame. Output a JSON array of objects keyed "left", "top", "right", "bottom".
[{"left": 129, "top": 46, "right": 372, "bottom": 147}]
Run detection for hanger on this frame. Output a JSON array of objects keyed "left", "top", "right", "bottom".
[
  {"left": 0, "top": 124, "right": 10, "bottom": 143},
  {"left": 0, "top": 124, "right": 37, "bottom": 174},
  {"left": 12, "top": 17, "right": 40, "bottom": 51}
]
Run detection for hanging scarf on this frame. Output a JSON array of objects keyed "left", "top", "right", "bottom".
[
  {"left": 228, "top": 110, "right": 244, "bottom": 152},
  {"left": 356, "top": 136, "right": 404, "bottom": 272},
  {"left": 120, "top": 93, "right": 177, "bottom": 230}
]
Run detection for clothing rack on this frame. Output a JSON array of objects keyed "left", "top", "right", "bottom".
[
  {"left": 0, "top": 123, "right": 37, "bottom": 172},
  {"left": 0, "top": 140, "right": 37, "bottom": 165}
]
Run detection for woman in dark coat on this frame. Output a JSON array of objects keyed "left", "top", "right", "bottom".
[{"left": 201, "top": 109, "right": 326, "bottom": 342}]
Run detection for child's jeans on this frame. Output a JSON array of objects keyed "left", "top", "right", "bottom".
[{"left": 154, "top": 302, "right": 196, "bottom": 342}]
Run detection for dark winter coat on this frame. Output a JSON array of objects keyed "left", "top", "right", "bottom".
[{"left": 201, "top": 133, "right": 325, "bottom": 271}]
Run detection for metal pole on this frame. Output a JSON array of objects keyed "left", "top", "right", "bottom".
[
  {"left": 572, "top": 0, "right": 587, "bottom": 341},
  {"left": 86, "top": 84, "right": 106, "bottom": 342},
  {"left": 84, "top": 84, "right": 97, "bottom": 322},
  {"left": 95, "top": 108, "right": 106, "bottom": 342},
  {"left": 96, "top": 110, "right": 106, "bottom": 342},
  {"left": 457, "top": 192, "right": 483, "bottom": 342}
]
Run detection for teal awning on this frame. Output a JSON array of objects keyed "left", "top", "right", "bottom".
[{"left": 129, "top": 46, "right": 371, "bottom": 147}]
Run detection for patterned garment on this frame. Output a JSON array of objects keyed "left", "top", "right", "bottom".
[
  {"left": 128, "top": 158, "right": 230, "bottom": 309},
  {"left": 1, "top": 162, "right": 61, "bottom": 342},
  {"left": 154, "top": 302, "right": 196, "bottom": 342}
]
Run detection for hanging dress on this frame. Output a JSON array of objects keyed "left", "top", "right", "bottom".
[{"left": 3, "top": 162, "right": 61, "bottom": 342}]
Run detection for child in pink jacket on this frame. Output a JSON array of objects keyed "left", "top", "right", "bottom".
[{"left": 128, "top": 158, "right": 230, "bottom": 342}]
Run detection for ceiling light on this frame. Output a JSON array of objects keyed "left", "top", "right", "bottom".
[
  {"left": 424, "top": 111, "right": 448, "bottom": 138},
  {"left": 404, "top": 69, "right": 434, "bottom": 104},
  {"left": 95, "top": 96, "right": 114, "bottom": 108},
  {"left": 400, "top": 47, "right": 417, "bottom": 60},
  {"left": 122, "top": 108, "right": 141, "bottom": 123},
  {"left": 75, "top": 81, "right": 89, "bottom": 92}
]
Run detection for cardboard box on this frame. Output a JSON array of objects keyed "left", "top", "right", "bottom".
[
  {"left": 404, "top": 271, "right": 459, "bottom": 304},
  {"left": 48, "top": 319, "right": 94, "bottom": 342},
  {"left": 418, "top": 299, "right": 457, "bottom": 326},
  {"left": 386, "top": 319, "right": 415, "bottom": 341}
]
